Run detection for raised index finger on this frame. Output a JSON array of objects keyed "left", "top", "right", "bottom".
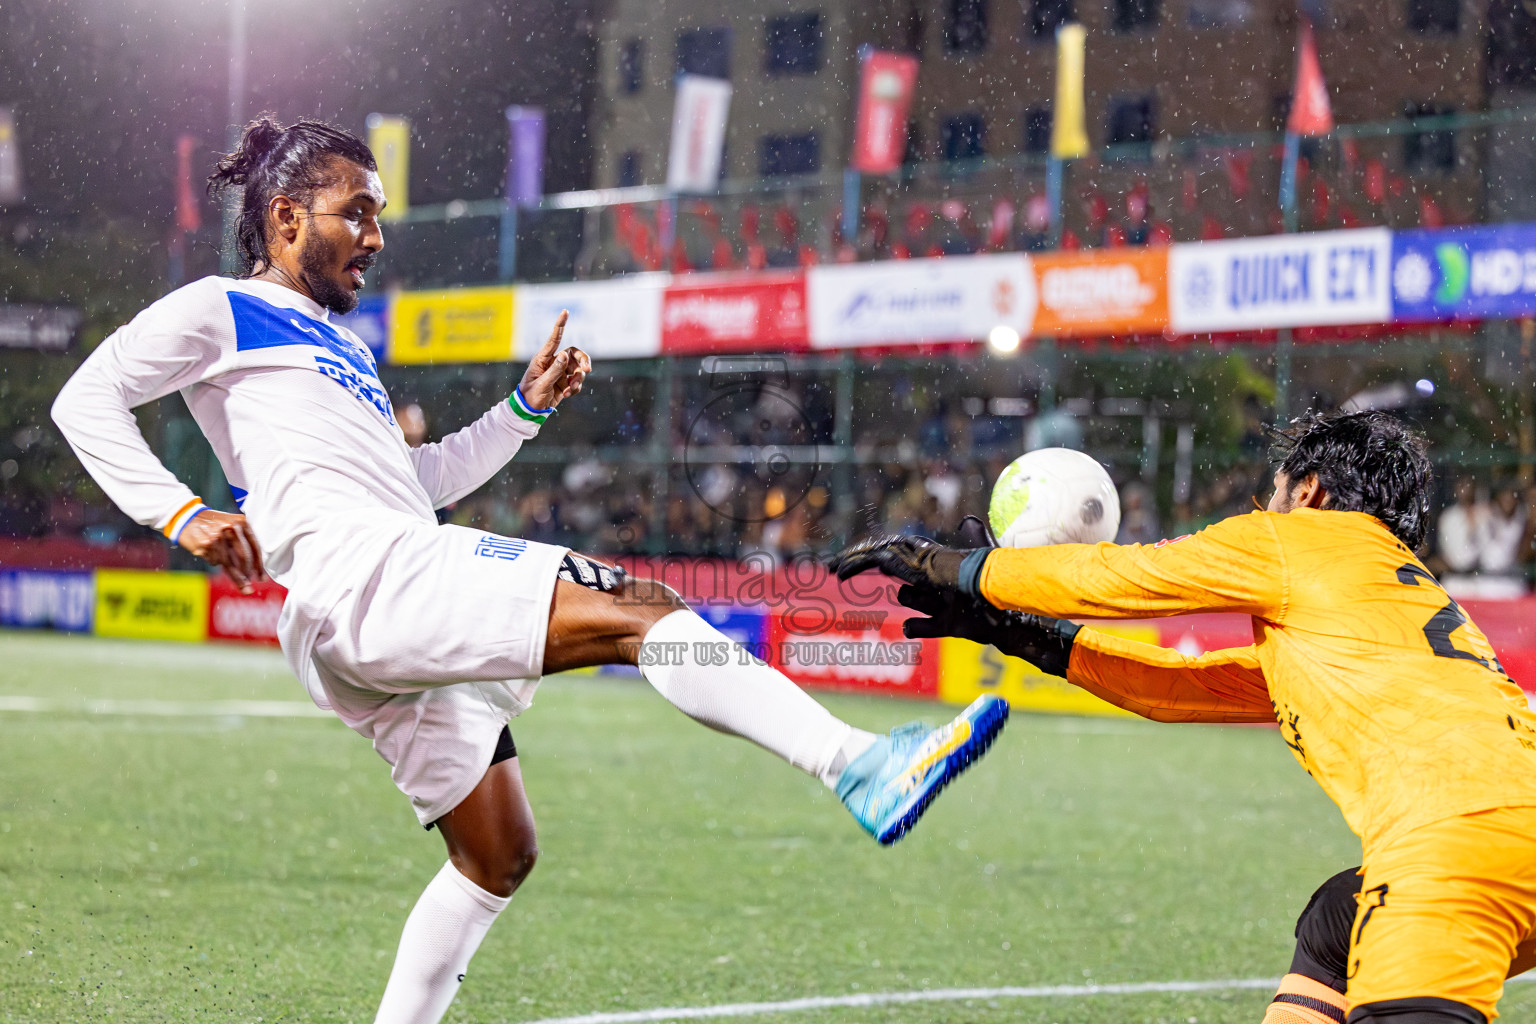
[{"left": 536, "top": 311, "right": 570, "bottom": 361}]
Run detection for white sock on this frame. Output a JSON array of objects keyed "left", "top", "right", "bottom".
[
  {"left": 374, "top": 861, "right": 511, "bottom": 1024},
  {"left": 640, "top": 609, "right": 878, "bottom": 788}
]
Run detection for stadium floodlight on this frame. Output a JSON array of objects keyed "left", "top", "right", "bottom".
[{"left": 988, "top": 325, "right": 1022, "bottom": 353}]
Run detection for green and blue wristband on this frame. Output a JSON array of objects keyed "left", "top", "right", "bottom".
[{"left": 508, "top": 386, "right": 555, "bottom": 425}]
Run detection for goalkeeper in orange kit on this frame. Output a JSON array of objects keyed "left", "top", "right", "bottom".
[{"left": 831, "top": 411, "right": 1536, "bottom": 1024}]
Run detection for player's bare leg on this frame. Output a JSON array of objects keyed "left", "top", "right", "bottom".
[{"left": 374, "top": 759, "right": 537, "bottom": 1024}]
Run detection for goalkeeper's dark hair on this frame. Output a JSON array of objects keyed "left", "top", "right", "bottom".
[
  {"left": 207, "top": 115, "right": 376, "bottom": 274},
  {"left": 1268, "top": 410, "right": 1433, "bottom": 551}
]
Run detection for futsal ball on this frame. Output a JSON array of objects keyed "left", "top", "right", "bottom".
[{"left": 987, "top": 448, "right": 1121, "bottom": 548}]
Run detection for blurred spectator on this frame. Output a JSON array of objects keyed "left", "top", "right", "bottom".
[
  {"left": 1477, "top": 484, "right": 1528, "bottom": 596},
  {"left": 1436, "top": 476, "right": 1486, "bottom": 577},
  {"left": 1116, "top": 482, "right": 1162, "bottom": 544},
  {"left": 394, "top": 401, "right": 428, "bottom": 447}
]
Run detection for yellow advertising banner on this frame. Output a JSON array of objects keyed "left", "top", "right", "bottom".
[
  {"left": 937, "top": 625, "right": 1160, "bottom": 717},
  {"left": 94, "top": 569, "right": 209, "bottom": 643},
  {"left": 366, "top": 114, "right": 410, "bottom": 222},
  {"left": 389, "top": 286, "right": 516, "bottom": 365}
]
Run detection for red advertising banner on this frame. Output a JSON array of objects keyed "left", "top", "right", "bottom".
[
  {"left": 850, "top": 50, "right": 919, "bottom": 176},
  {"left": 661, "top": 272, "right": 809, "bottom": 354},
  {"left": 207, "top": 576, "right": 287, "bottom": 645},
  {"left": 766, "top": 609, "right": 939, "bottom": 700}
]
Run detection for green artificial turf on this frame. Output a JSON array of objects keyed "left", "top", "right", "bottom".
[{"left": 2, "top": 631, "right": 1533, "bottom": 1023}]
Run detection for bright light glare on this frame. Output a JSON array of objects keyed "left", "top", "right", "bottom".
[
  {"left": 989, "top": 325, "right": 1021, "bottom": 353},
  {"left": 1415, "top": 378, "right": 1435, "bottom": 396}
]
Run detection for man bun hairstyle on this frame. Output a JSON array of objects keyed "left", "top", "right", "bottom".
[
  {"left": 1269, "top": 410, "right": 1434, "bottom": 551},
  {"left": 207, "top": 115, "right": 377, "bottom": 274}
]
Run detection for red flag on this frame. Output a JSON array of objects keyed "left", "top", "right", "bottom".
[
  {"left": 1222, "top": 150, "right": 1253, "bottom": 199},
  {"left": 1181, "top": 168, "right": 1199, "bottom": 213},
  {"left": 175, "top": 134, "right": 201, "bottom": 233},
  {"left": 1363, "top": 159, "right": 1386, "bottom": 204},
  {"left": 850, "top": 50, "right": 919, "bottom": 175},
  {"left": 1287, "top": 21, "right": 1334, "bottom": 136}
]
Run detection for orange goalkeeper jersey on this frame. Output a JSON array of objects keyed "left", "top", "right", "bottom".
[{"left": 979, "top": 508, "right": 1536, "bottom": 853}]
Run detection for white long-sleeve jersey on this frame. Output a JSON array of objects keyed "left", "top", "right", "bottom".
[{"left": 52, "top": 277, "right": 544, "bottom": 689}]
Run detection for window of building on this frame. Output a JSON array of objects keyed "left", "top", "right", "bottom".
[
  {"left": 1113, "top": 0, "right": 1160, "bottom": 31},
  {"left": 1404, "top": 102, "right": 1456, "bottom": 172},
  {"left": 616, "top": 150, "right": 642, "bottom": 188},
  {"left": 941, "top": 113, "right": 986, "bottom": 161},
  {"left": 760, "top": 132, "right": 820, "bottom": 177},
  {"left": 945, "top": 0, "right": 989, "bottom": 52},
  {"left": 765, "top": 12, "right": 822, "bottom": 75},
  {"left": 676, "top": 27, "right": 732, "bottom": 79},
  {"left": 1187, "top": 0, "right": 1253, "bottom": 27},
  {"left": 1027, "top": 0, "right": 1074, "bottom": 39},
  {"left": 1107, "top": 95, "right": 1155, "bottom": 150},
  {"left": 619, "top": 39, "right": 644, "bottom": 94},
  {"left": 1406, "top": 0, "right": 1459, "bottom": 33},
  {"left": 1023, "top": 107, "right": 1053, "bottom": 153},
  {"left": 900, "top": 4, "right": 926, "bottom": 53}
]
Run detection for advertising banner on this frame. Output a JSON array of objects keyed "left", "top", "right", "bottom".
[
  {"left": 207, "top": 577, "right": 286, "bottom": 645},
  {"left": 661, "top": 272, "right": 809, "bottom": 354},
  {"left": 514, "top": 276, "right": 667, "bottom": 359},
  {"left": 0, "top": 569, "right": 93, "bottom": 632},
  {"left": 389, "top": 286, "right": 515, "bottom": 365},
  {"left": 1391, "top": 222, "right": 1536, "bottom": 322},
  {"left": 505, "top": 106, "right": 545, "bottom": 207},
  {"left": 1169, "top": 228, "right": 1391, "bottom": 333},
  {"left": 937, "top": 625, "right": 1159, "bottom": 716},
  {"left": 767, "top": 611, "right": 938, "bottom": 699},
  {"left": 1051, "top": 23, "right": 1089, "bottom": 160},
  {"left": 808, "top": 253, "right": 1035, "bottom": 348},
  {"left": 0, "top": 304, "right": 82, "bottom": 352},
  {"left": 94, "top": 569, "right": 208, "bottom": 643},
  {"left": 1031, "top": 248, "right": 1169, "bottom": 337},
  {"left": 366, "top": 114, "right": 410, "bottom": 222},
  {"left": 334, "top": 294, "right": 389, "bottom": 364},
  {"left": 849, "top": 50, "right": 919, "bottom": 175},
  {"left": 0, "top": 107, "right": 21, "bottom": 204},
  {"left": 667, "top": 75, "right": 733, "bottom": 192}
]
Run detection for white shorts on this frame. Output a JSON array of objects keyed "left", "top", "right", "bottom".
[{"left": 307, "top": 521, "right": 567, "bottom": 825}]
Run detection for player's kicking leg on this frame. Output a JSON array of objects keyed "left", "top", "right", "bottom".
[{"left": 541, "top": 553, "right": 1009, "bottom": 845}]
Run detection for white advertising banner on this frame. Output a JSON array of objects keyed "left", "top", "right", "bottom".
[
  {"left": 514, "top": 275, "right": 668, "bottom": 360},
  {"left": 666, "top": 75, "right": 732, "bottom": 193},
  {"left": 808, "top": 253, "right": 1036, "bottom": 348},
  {"left": 1169, "top": 228, "right": 1392, "bottom": 333}
]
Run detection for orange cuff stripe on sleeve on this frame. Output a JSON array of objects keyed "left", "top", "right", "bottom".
[{"left": 161, "top": 498, "right": 205, "bottom": 539}]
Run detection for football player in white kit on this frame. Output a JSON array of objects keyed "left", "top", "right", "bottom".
[{"left": 50, "top": 118, "right": 1009, "bottom": 1024}]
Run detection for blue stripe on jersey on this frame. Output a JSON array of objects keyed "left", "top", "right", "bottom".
[
  {"left": 227, "top": 291, "right": 379, "bottom": 380},
  {"left": 229, "top": 484, "right": 248, "bottom": 510}
]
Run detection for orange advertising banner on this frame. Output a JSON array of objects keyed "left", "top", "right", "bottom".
[{"left": 1031, "top": 248, "right": 1170, "bottom": 338}]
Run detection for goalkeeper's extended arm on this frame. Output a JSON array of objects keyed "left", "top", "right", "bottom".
[{"left": 898, "top": 585, "right": 1080, "bottom": 677}]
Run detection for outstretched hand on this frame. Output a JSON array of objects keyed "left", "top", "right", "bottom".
[
  {"left": 519, "top": 311, "right": 591, "bottom": 412},
  {"left": 179, "top": 509, "right": 266, "bottom": 594},
  {"left": 826, "top": 534, "right": 972, "bottom": 590}
]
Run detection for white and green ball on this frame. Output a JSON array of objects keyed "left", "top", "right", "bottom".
[{"left": 987, "top": 448, "right": 1121, "bottom": 548}]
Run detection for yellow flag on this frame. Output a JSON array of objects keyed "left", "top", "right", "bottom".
[
  {"left": 1051, "top": 24, "right": 1089, "bottom": 160},
  {"left": 366, "top": 114, "right": 410, "bottom": 222}
]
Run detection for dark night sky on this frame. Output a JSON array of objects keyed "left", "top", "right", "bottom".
[{"left": 0, "top": 0, "right": 599, "bottom": 230}]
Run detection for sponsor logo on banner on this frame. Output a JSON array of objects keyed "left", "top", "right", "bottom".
[
  {"left": 1032, "top": 249, "right": 1169, "bottom": 337},
  {"left": 94, "top": 569, "right": 209, "bottom": 643},
  {"left": 514, "top": 276, "right": 666, "bottom": 359},
  {"left": 1169, "top": 228, "right": 1391, "bottom": 333},
  {"left": 0, "top": 569, "right": 93, "bottom": 631},
  {"left": 389, "top": 286, "right": 515, "bottom": 365},
  {"left": 808, "top": 253, "right": 1036, "bottom": 348},
  {"left": 662, "top": 272, "right": 808, "bottom": 353},
  {"left": 1391, "top": 222, "right": 1536, "bottom": 322},
  {"left": 207, "top": 576, "right": 286, "bottom": 645}
]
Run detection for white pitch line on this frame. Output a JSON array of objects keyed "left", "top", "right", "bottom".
[
  {"left": 0, "top": 695, "right": 330, "bottom": 718},
  {"left": 514, "top": 977, "right": 1286, "bottom": 1024}
]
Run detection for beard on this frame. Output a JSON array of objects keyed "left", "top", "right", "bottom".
[{"left": 296, "top": 231, "right": 360, "bottom": 315}]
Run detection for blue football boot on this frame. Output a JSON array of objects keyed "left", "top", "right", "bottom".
[{"left": 836, "top": 694, "right": 1009, "bottom": 845}]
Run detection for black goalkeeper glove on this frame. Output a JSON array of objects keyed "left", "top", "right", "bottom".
[
  {"left": 827, "top": 534, "right": 991, "bottom": 596},
  {"left": 896, "top": 585, "right": 1080, "bottom": 677},
  {"left": 892, "top": 514, "right": 1079, "bottom": 677}
]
